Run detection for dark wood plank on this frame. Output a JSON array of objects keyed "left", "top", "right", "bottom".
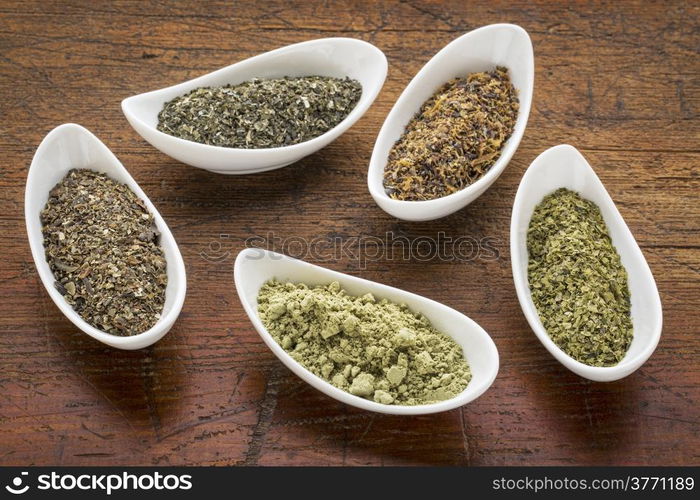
[{"left": 0, "top": 0, "right": 698, "bottom": 466}]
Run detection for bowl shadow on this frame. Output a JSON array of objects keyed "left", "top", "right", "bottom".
[{"left": 47, "top": 313, "right": 189, "bottom": 443}]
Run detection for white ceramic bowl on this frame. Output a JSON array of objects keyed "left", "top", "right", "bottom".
[
  {"left": 122, "top": 38, "right": 388, "bottom": 174},
  {"left": 368, "top": 23, "right": 534, "bottom": 221},
  {"left": 510, "top": 144, "right": 662, "bottom": 381},
  {"left": 25, "top": 123, "right": 187, "bottom": 350},
  {"left": 234, "top": 248, "right": 499, "bottom": 415}
]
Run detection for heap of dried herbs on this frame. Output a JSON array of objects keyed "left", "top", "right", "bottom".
[
  {"left": 383, "top": 67, "right": 518, "bottom": 201},
  {"left": 157, "top": 76, "right": 362, "bottom": 149},
  {"left": 527, "top": 188, "right": 633, "bottom": 367},
  {"left": 41, "top": 169, "right": 167, "bottom": 336}
]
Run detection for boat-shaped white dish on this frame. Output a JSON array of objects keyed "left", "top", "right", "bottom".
[
  {"left": 234, "top": 248, "right": 499, "bottom": 415},
  {"left": 122, "top": 37, "right": 388, "bottom": 175},
  {"left": 510, "top": 144, "right": 662, "bottom": 381},
  {"left": 368, "top": 23, "right": 534, "bottom": 221},
  {"left": 25, "top": 123, "right": 187, "bottom": 350}
]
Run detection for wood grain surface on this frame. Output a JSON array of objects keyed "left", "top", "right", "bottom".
[{"left": 1, "top": 0, "right": 698, "bottom": 466}]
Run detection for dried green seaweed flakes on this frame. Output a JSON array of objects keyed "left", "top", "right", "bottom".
[
  {"left": 40, "top": 169, "right": 167, "bottom": 336},
  {"left": 527, "top": 188, "right": 633, "bottom": 366},
  {"left": 157, "top": 76, "right": 362, "bottom": 149}
]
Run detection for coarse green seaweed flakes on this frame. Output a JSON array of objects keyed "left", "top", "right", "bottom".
[
  {"left": 527, "top": 188, "right": 633, "bottom": 367},
  {"left": 257, "top": 280, "right": 471, "bottom": 405},
  {"left": 157, "top": 76, "right": 362, "bottom": 149}
]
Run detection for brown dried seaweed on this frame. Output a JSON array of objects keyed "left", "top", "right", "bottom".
[
  {"left": 41, "top": 169, "right": 167, "bottom": 336},
  {"left": 383, "top": 67, "right": 519, "bottom": 201}
]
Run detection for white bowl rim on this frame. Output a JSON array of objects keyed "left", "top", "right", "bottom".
[
  {"left": 367, "top": 23, "right": 534, "bottom": 211},
  {"left": 25, "top": 123, "right": 187, "bottom": 349},
  {"left": 510, "top": 143, "right": 663, "bottom": 380},
  {"left": 234, "top": 248, "right": 500, "bottom": 415},
  {"left": 121, "top": 37, "right": 388, "bottom": 156}
]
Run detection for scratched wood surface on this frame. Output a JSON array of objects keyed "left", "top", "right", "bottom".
[{"left": 0, "top": 0, "right": 698, "bottom": 466}]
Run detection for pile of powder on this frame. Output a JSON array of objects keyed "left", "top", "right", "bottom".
[{"left": 258, "top": 280, "right": 471, "bottom": 406}]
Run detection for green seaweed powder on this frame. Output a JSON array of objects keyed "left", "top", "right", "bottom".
[{"left": 258, "top": 280, "right": 471, "bottom": 405}]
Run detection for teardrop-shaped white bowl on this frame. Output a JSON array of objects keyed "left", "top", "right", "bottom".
[
  {"left": 25, "top": 123, "right": 187, "bottom": 350},
  {"left": 122, "top": 38, "right": 388, "bottom": 175},
  {"left": 234, "top": 248, "right": 499, "bottom": 415},
  {"left": 510, "top": 144, "right": 662, "bottom": 381},
  {"left": 368, "top": 23, "right": 534, "bottom": 221}
]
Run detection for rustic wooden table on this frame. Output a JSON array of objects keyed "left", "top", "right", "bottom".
[{"left": 1, "top": 0, "right": 698, "bottom": 466}]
